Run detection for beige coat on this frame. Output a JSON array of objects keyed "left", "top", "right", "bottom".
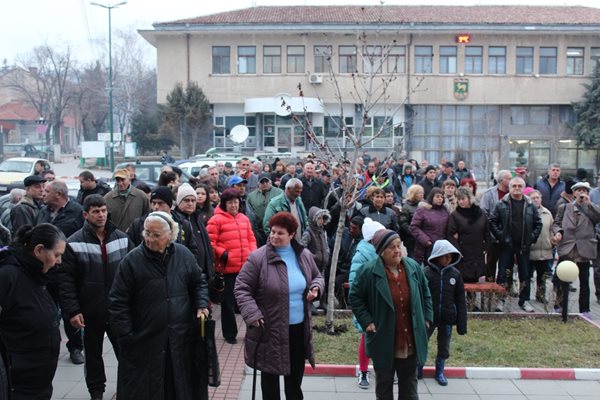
[
  {"left": 553, "top": 202, "right": 600, "bottom": 261},
  {"left": 104, "top": 186, "right": 150, "bottom": 233},
  {"left": 530, "top": 206, "right": 554, "bottom": 261}
]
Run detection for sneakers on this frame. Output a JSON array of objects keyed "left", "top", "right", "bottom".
[
  {"left": 225, "top": 337, "right": 237, "bottom": 345},
  {"left": 520, "top": 302, "right": 535, "bottom": 313},
  {"left": 70, "top": 349, "right": 85, "bottom": 365},
  {"left": 494, "top": 300, "right": 505, "bottom": 312},
  {"left": 582, "top": 311, "right": 592, "bottom": 319},
  {"left": 554, "top": 306, "right": 562, "bottom": 313},
  {"left": 358, "top": 371, "right": 369, "bottom": 389}
]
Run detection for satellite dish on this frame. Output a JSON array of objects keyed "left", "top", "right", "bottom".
[
  {"left": 274, "top": 93, "right": 293, "bottom": 117},
  {"left": 229, "top": 125, "right": 249, "bottom": 144}
]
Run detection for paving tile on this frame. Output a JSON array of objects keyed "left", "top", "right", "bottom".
[
  {"left": 478, "top": 395, "right": 528, "bottom": 400},
  {"left": 513, "top": 380, "right": 569, "bottom": 395},
  {"left": 469, "top": 379, "right": 522, "bottom": 395},
  {"left": 424, "top": 378, "right": 477, "bottom": 394},
  {"left": 556, "top": 380, "right": 600, "bottom": 396}
]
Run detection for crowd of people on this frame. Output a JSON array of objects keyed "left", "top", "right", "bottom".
[{"left": 0, "top": 152, "right": 599, "bottom": 400}]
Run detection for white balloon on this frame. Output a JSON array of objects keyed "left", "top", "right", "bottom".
[{"left": 556, "top": 260, "right": 579, "bottom": 283}]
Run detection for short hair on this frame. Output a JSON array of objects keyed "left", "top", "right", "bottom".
[
  {"left": 350, "top": 215, "right": 364, "bottom": 227},
  {"left": 442, "top": 179, "right": 457, "bottom": 188},
  {"left": 41, "top": 169, "right": 55, "bottom": 177},
  {"left": 459, "top": 177, "right": 478, "bottom": 195},
  {"left": 12, "top": 223, "right": 66, "bottom": 253},
  {"left": 548, "top": 163, "right": 561, "bottom": 170},
  {"left": 48, "top": 181, "right": 68, "bottom": 198},
  {"left": 269, "top": 211, "right": 299, "bottom": 235},
  {"left": 406, "top": 184, "right": 424, "bottom": 202},
  {"left": 371, "top": 188, "right": 385, "bottom": 197},
  {"left": 426, "top": 187, "right": 444, "bottom": 204},
  {"left": 456, "top": 187, "right": 475, "bottom": 201},
  {"left": 9, "top": 188, "right": 25, "bottom": 204},
  {"left": 219, "top": 188, "right": 241, "bottom": 210},
  {"left": 510, "top": 177, "right": 526, "bottom": 187},
  {"left": 158, "top": 171, "right": 178, "bottom": 187},
  {"left": 83, "top": 194, "right": 106, "bottom": 212},
  {"left": 285, "top": 178, "right": 303, "bottom": 190},
  {"left": 528, "top": 189, "right": 542, "bottom": 197},
  {"left": 136, "top": 182, "right": 152, "bottom": 194},
  {"left": 497, "top": 170, "right": 512, "bottom": 181},
  {"left": 79, "top": 170, "right": 95, "bottom": 181}
]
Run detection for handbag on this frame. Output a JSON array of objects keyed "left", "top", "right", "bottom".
[
  {"left": 197, "top": 315, "right": 221, "bottom": 388},
  {"left": 209, "top": 252, "right": 226, "bottom": 304}
]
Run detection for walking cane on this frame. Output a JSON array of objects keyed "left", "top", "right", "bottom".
[{"left": 251, "top": 323, "right": 264, "bottom": 400}]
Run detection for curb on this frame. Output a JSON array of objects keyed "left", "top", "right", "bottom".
[{"left": 300, "top": 365, "right": 600, "bottom": 380}]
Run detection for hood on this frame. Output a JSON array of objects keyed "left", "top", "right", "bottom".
[
  {"left": 402, "top": 163, "right": 414, "bottom": 175},
  {"left": 308, "top": 206, "right": 331, "bottom": 228},
  {"left": 427, "top": 239, "right": 462, "bottom": 267}
]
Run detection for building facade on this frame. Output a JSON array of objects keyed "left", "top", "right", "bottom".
[{"left": 140, "top": 5, "right": 600, "bottom": 178}]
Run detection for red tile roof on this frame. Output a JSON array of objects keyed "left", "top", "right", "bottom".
[
  {"left": 157, "top": 5, "right": 600, "bottom": 27},
  {"left": 0, "top": 101, "right": 40, "bottom": 121}
]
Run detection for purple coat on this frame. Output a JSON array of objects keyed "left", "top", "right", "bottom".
[
  {"left": 409, "top": 204, "right": 450, "bottom": 263},
  {"left": 234, "top": 241, "right": 324, "bottom": 375}
]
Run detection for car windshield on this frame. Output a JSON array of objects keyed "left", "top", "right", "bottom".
[{"left": 0, "top": 160, "right": 32, "bottom": 173}]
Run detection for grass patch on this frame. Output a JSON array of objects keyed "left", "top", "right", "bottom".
[{"left": 312, "top": 315, "right": 600, "bottom": 368}]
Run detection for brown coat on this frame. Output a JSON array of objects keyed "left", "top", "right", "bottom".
[
  {"left": 104, "top": 186, "right": 151, "bottom": 232},
  {"left": 553, "top": 202, "right": 600, "bottom": 261},
  {"left": 234, "top": 241, "right": 324, "bottom": 375}
]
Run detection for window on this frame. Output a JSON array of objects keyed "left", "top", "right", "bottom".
[
  {"left": 414, "top": 46, "right": 432, "bottom": 73},
  {"left": 314, "top": 46, "right": 331, "bottom": 73},
  {"left": 465, "top": 46, "right": 483, "bottom": 74},
  {"left": 592, "top": 48, "right": 600, "bottom": 63},
  {"left": 488, "top": 46, "right": 506, "bottom": 74},
  {"left": 567, "top": 47, "right": 584, "bottom": 75},
  {"left": 287, "top": 46, "right": 305, "bottom": 73},
  {"left": 212, "top": 46, "right": 230, "bottom": 74},
  {"left": 439, "top": 46, "right": 457, "bottom": 74},
  {"left": 238, "top": 46, "right": 256, "bottom": 74},
  {"left": 263, "top": 46, "right": 281, "bottom": 74},
  {"left": 510, "top": 106, "right": 550, "bottom": 125},
  {"left": 516, "top": 47, "right": 534, "bottom": 74},
  {"left": 560, "top": 105, "right": 576, "bottom": 125},
  {"left": 388, "top": 46, "right": 406, "bottom": 73},
  {"left": 539, "top": 47, "right": 557, "bottom": 75},
  {"left": 363, "top": 45, "right": 382, "bottom": 74},
  {"left": 339, "top": 45, "right": 357, "bottom": 73}
]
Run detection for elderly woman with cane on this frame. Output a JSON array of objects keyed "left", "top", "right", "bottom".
[{"left": 235, "top": 211, "right": 324, "bottom": 400}]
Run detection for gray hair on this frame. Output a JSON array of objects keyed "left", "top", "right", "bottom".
[
  {"left": 510, "top": 177, "right": 525, "bottom": 187},
  {"left": 548, "top": 163, "right": 561, "bottom": 170},
  {"left": 144, "top": 211, "right": 179, "bottom": 242},
  {"left": 48, "top": 180, "right": 69, "bottom": 198},
  {"left": 285, "top": 177, "right": 303, "bottom": 190},
  {"left": 9, "top": 188, "right": 25, "bottom": 204},
  {"left": 253, "top": 160, "right": 263, "bottom": 168},
  {"left": 497, "top": 169, "right": 512, "bottom": 181}
]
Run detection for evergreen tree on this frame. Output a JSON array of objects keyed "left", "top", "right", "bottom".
[
  {"left": 130, "top": 107, "right": 173, "bottom": 154},
  {"left": 573, "top": 61, "right": 600, "bottom": 149}
]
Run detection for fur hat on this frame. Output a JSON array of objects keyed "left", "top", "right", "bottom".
[
  {"left": 176, "top": 183, "right": 197, "bottom": 206},
  {"left": 371, "top": 229, "right": 401, "bottom": 256},
  {"left": 361, "top": 218, "right": 386, "bottom": 242}
]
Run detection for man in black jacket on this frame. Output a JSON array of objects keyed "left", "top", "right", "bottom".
[
  {"left": 76, "top": 171, "right": 111, "bottom": 205},
  {"left": 300, "top": 161, "right": 327, "bottom": 210},
  {"left": 59, "top": 194, "right": 133, "bottom": 400},
  {"left": 9, "top": 174, "right": 46, "bottom": 231}
]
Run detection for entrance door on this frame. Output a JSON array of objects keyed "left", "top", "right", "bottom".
[{"left": 276, "top": 127, "right": 292, "bottom": 153}]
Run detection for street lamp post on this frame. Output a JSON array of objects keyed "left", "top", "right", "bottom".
[{"left": 90, "top": 1, "right": 127, "bottom": 172}]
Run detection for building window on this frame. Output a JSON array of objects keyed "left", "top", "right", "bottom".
[
  {"left": 263, "top": 46, "right": 281, "bottom": 74},
  {"left": 488, "top": 46, "right": 506, "bottom": 74},
  {"left": 339, "top": 45, "right": 357, "bottom": 73},
  {"left": 439, "top": 46, "right": 457, "bottom": 74},
  {"left": 363, "top": 45, "right": 382, "bottom": 74},
  {"left": 212, "top": 46, "right": 230, "bottom": 74},
  {"left": 592, "top": 48, "right": 600, "bottom": 64},
  {"left": 414, "top": 46, "right": 433, "bottom": 73},
  {"left": 516, "top": 47, "right": 534, "bottom": 74},
  {"left": 238, "top": 46, "right": 256, "bottom": 74},
  {"left": 465, "top": 46, "right": 483, "bottom": 74},
  {"left": 287, "top": 46, "right": 305, "bottom": 73},
  {"left": 388, "top": 46, "right": 406, "bottom": 73},
  {"left": 567, "top": 47, "right": 584, "bottom": 75},
  {"left": 314, "top": 46, "right": 331, "bottom": 73},
  {"left": 510, "top": 106, "right": 550, "bottom": 125},
  {"left": 560, "top": 105, "right": 576, "bottom": 125},
  {"left": 539, "top": 47, "right": 557, "bottom": 75}
]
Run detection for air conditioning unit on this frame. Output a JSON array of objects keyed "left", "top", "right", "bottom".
[{"left": 309, "top": 73, "right": 323, "bottom": 84}]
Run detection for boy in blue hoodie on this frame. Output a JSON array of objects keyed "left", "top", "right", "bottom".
[{"left": 422, "top": 239, "right": 467, "bottom": 386}]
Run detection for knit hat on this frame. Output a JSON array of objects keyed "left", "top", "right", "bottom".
[
  {"left": 151, "top": 186, "right": 174, "bottom": 208},
  {"left": 361, "top": 217, "right": 386, "bottom": 242},
  {"left": 371, "top": 229, "right": 401, "bottom": 256},
  {"left": 176, "top": 183, "right": 197, "bottom": 205}
]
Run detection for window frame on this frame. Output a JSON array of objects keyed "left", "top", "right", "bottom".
[
  {"left": 439, "top": 46, "right": 457, "bottom": 74},
  {"left": 488, "top": 46, "right": 506, "bottom": 74},
  {"left": 263, "top": 46, "right": 281, "bottom": 74},
  {"left": 516, "top": 47, "right": 534, "bottom": 75},
  {"left": 414, "top": 46, "right": 433, "bottom": 74},
  {"left": 539, "top": 47, "right": 557, "bottom": 75},
  {"left": 339, "top": 45, "right": 357, "bottom": 74},
  {"left": 464, "top": 46, "right": 483, "bottom": 74},
  {"left": 387, "top": 45, "right": 406, "bottom": 73},
  {"left": 287, "top": 45, "right": 305, "bottom": 74},
  {"left": 314, "top": 45, "right": 331, "bottom": 74},
  {"left": 212, "top": 46, "right": 230, "bottom": 74},
  {"left": 237, "top": 46, "right": 256, "bottom": 74},
  {"left": 567, "top": 47, "right": 584, "bottom": 76}
]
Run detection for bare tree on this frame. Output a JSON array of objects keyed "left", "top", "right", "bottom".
[{"left": 72, "top": 61, "right": 109, "bottom": 142}]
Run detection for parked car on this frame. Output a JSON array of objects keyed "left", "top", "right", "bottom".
[
  {"left": 114, "top": 161, "right": 192, "bottom": 187},
  {"left": 0, "top": 157, "right": 51, "bottom": 195}
]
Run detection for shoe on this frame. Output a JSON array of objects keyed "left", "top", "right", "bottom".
[
  {"left": 569, "top": 284, "right": 577, "bottom": 292},
  {"left": 70, "top": 349, "right": 85, "bottom": 365},
  {"left": 582, "top": 311, "right": 591, "bottom": 319},
  {"left": 520, "top": 302, "right": 535, "bottom": 313},
  {"left": 90, "top": 392, "right": 103, "bottom": 400},
  {"left": 434, "top": 358, "right": 448, "bottom": 386},
  {"left": 554, "top": 306, "right": 562, "bottom": 313},
  {"left": 494, "top": 300, "right": 504, "bottom": 312},
  {"left": 417, "top": 365, "right": 424, "bottom": 379},
  {"left": 357, "top": 371, "right": 369, "bottom": 389},
  {"left": 225, "top": 337, "right": 237, "bottom": 344}
]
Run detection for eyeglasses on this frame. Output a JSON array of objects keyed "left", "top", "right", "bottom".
[
  {"left": 181, "top": 198, "right": 196, "bottom": 203},
  {"left": 143, "top": 230, "right": 166, "bottom": 239},
  {"left": 511, "top": 184, "right": 524, "bottom": 188}
]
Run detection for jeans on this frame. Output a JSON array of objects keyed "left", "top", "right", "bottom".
[
  {"left": 84, "top": 322, "right": 120, "bottom": 394},
  {"left": 498, "top": 248, "right": 531, "bottom": 306},
  {"left": 374, "top": 354, "right": 418, "bottom": 400}
]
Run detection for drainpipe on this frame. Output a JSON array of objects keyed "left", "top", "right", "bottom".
[{"left": 186, "top": 33, "right": 191, "bottom": 85}]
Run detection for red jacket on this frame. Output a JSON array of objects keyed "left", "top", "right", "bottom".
[{"left": 207, "top": 207, "right": 257, "bottom": 275}]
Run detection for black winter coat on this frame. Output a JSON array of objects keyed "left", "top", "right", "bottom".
[
  {"left": 9, "top": 196, "right": 40, "bottom": 233},
  {"left": 108, "top": 242, "right": 209, "bottom": 400},
  {"left": 0, "top": 249, "right": 60, "bottom": 399},
  {"left": 76, "top": 181, "right": 111, "bottom": 205},
  {"left": 36, "top": 200, "right": 85, "bottom": 238},
  {"left": 489, "top": 195, "right": 542, "bottom": 253},
  {"left": 423, "top": 263, "right": 467, "bottom": 334},
  {"left": 447, "top": 206, "right": 489, "bottom": 282},
  {"left": 300, "top": 176, "right": 327, "bottom": 210},
  {"left": 59, "top": 221, "right": 133, "bottom": 323},
  {"left": 172, "top": 208, "right": 215, "bottom": 281}
]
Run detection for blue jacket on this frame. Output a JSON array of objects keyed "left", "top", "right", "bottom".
[
  {"left": 534, "top": 177, "right": 565, "bottom": 216},
  {"left": 349, "top": 240, "right": 377, "bottom": 332}
]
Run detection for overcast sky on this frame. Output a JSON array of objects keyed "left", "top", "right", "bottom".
[{"left": 1, "top": 0, "right": 597, "bottom": 65}]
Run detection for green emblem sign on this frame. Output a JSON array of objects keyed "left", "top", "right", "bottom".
[{"left": 454, "top": 79, "right": 469, "bottom": 100}]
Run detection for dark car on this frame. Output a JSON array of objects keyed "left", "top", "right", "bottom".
[{"left": 114, "top": 162, "right": 192, "bottom": 188}]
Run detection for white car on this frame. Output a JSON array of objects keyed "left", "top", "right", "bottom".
[{"left": 0, "top": 157, "right": 51, "bottom": 194}]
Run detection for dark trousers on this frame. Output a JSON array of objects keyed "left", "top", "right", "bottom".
[
  {"left": 498, "top": 248, "right": 530, "bottom": 305},
  {"left": 374, "top": 354, "right": 418, "bottom": 400},
  {"left": 49, "top": 289, "right": 83, "bottom": 352},
  {"left": 261, "top": 322, "right": 305, "bottom": 400},
  {"left": 486, "top": 243, "right": 500, "bottom": 281},
  {"left": 84, "top": 322, "right": 120, "bottom": 394},
  {"left": 427, "top": 323, "right": 452, "bottom": 360},
  {"left": 221, "top": 273, "right": 239, "bottom": 340},
  {"left": 555, "top": 259, "right": 591, "bottom": 313},
  {"left": 593, "top": 245, "right": 600, "bottom": 299}
]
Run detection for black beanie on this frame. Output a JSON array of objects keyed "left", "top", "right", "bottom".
[{"left": 151, "top": 186, "right": 174, "bottom": 208}]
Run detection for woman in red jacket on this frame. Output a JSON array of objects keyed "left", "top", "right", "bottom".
[{"left": 207, "top": 188, "right": 257, "bottom": 344}]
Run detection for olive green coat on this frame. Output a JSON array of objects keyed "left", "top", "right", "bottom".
[{"left": 349, "top": 256, "right": 433, "bottom": 369}]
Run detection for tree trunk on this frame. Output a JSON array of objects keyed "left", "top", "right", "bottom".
[{"left": 325, "top": 202, "right": 347, "bottom": 334}]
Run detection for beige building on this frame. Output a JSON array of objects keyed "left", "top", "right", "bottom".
[{"left": 140, "top": 5, "right": 600, "bottom": 178}]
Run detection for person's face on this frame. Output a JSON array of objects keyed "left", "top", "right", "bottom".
[
  {"left": 286, "top": 165, "right": 296, "bottom": 175},
  {"left": 27, "top": 182, "right": 45, "bottom": 201},
  {"left": 79, "top": 177, "right": 95, "bottom": 190},
  {"left": 404, "top": 167, "right": 412, "bottom": 176},
  {"left": 259, "top": 179, "right": 272, "bottom": 192},
  {"left": 207, "top": 168, "right": 219, "bottom": 182},
  {"left": 84, "top": 205, "right": 108, "bottom": 229},
  {"left": 35, "top": 162, "right": 45, "bottom": 173},
  {"left": 462, "top": 183, "right": 475, "bottom": 194},
  {"left": 151, "top": 199, "right": 171, "bottom": 213},
  {"left": 34, "top": 240, "right": 66, "bottom": 273},
  {"left": 548, "top": 166, "right": 561, "bottom": 180},
  {"left": 143, "top": 220, "right": 171, "bottom": 253},
  {"left": 240, "top": 159, "right": 251, "bottom": 170},
  {"left": 276, "top": 163, "right": 284, "bottom": 172},
  {"left": 44, "top": 173, "right": 55, "bottom": 182},
  {"left": 44, "top": 185, "right": 57, "bottom": 207},
  {"left": 252, "top": 164, "right": 261, "bottom": 174},
  {"left": 196, "top": 187, "right": 207, "bottom": 206},
  {"left": 529, "top": 192, "right": 542, "bottom": 208},
  {"left": 216, "top": 163, "right": 224, "bottom": 173},
  {"left": 225, "top": 198, "right": 240, "bottom": 215},
  {"left": 415, "top": 189, "right": 424, "bottom": 202},
  {"left": 349, "top": 222, "right": 361, "bottom": 238},
  {"left": 178, "top": 195, "right": 197, "bottom": 214},
  {"left": 436, "top": 253, "right": 453, "bottom": 267},
  {"left": 116, "top": 176, "right": 130, "bottom": 191},
  {"left": 233, "top": 183, "right": 246, "bottom": 196},
  {"left": 269, "top": 225, "right": 294, "bottom": 248},
  {"left": 444, "top": 185, "right": 456, "bottom": 197},
  {"left": 458, "top": 161, "right": 465, "bottom": 170},
  {"left": 426, "top": 169, "right": 437, "bottom": 181},
  {"left": 385, "top": 192, "right": 394, "bottom": 205},
  {"left": 509, "top": 181, "right": 524, "bottom": 198},
  {"left": 304, "top": 163, "right": 315, "bottom": 178},
  {"left": 432, "top": 193, "right": 444, "bottom": 206},
  {"left": 209, "top": 189, "right": 220, "bottom": 204},
  {"left": 367, "top": 163, "right": 377, "bottom": 174},
  {"left": 322, "top": 175, "right": 331, "bottom": 186},
  {"left": 380, "top": 238, "right": 402, "bottom": 267},
  {"left": 372, "top": 193, "right": 385, "bottom": 209},
  {"left": 574, "top": 188, "right": 589, "bottom": 201},
  {"left": 457, "top": 196, "right": 471, "bottom": 209},
  {"left": 316, "top": 215, "right": 324, "bottom": 227},
  {"left": 287, "top": 185, "right": 302, "bottom": 200}
]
